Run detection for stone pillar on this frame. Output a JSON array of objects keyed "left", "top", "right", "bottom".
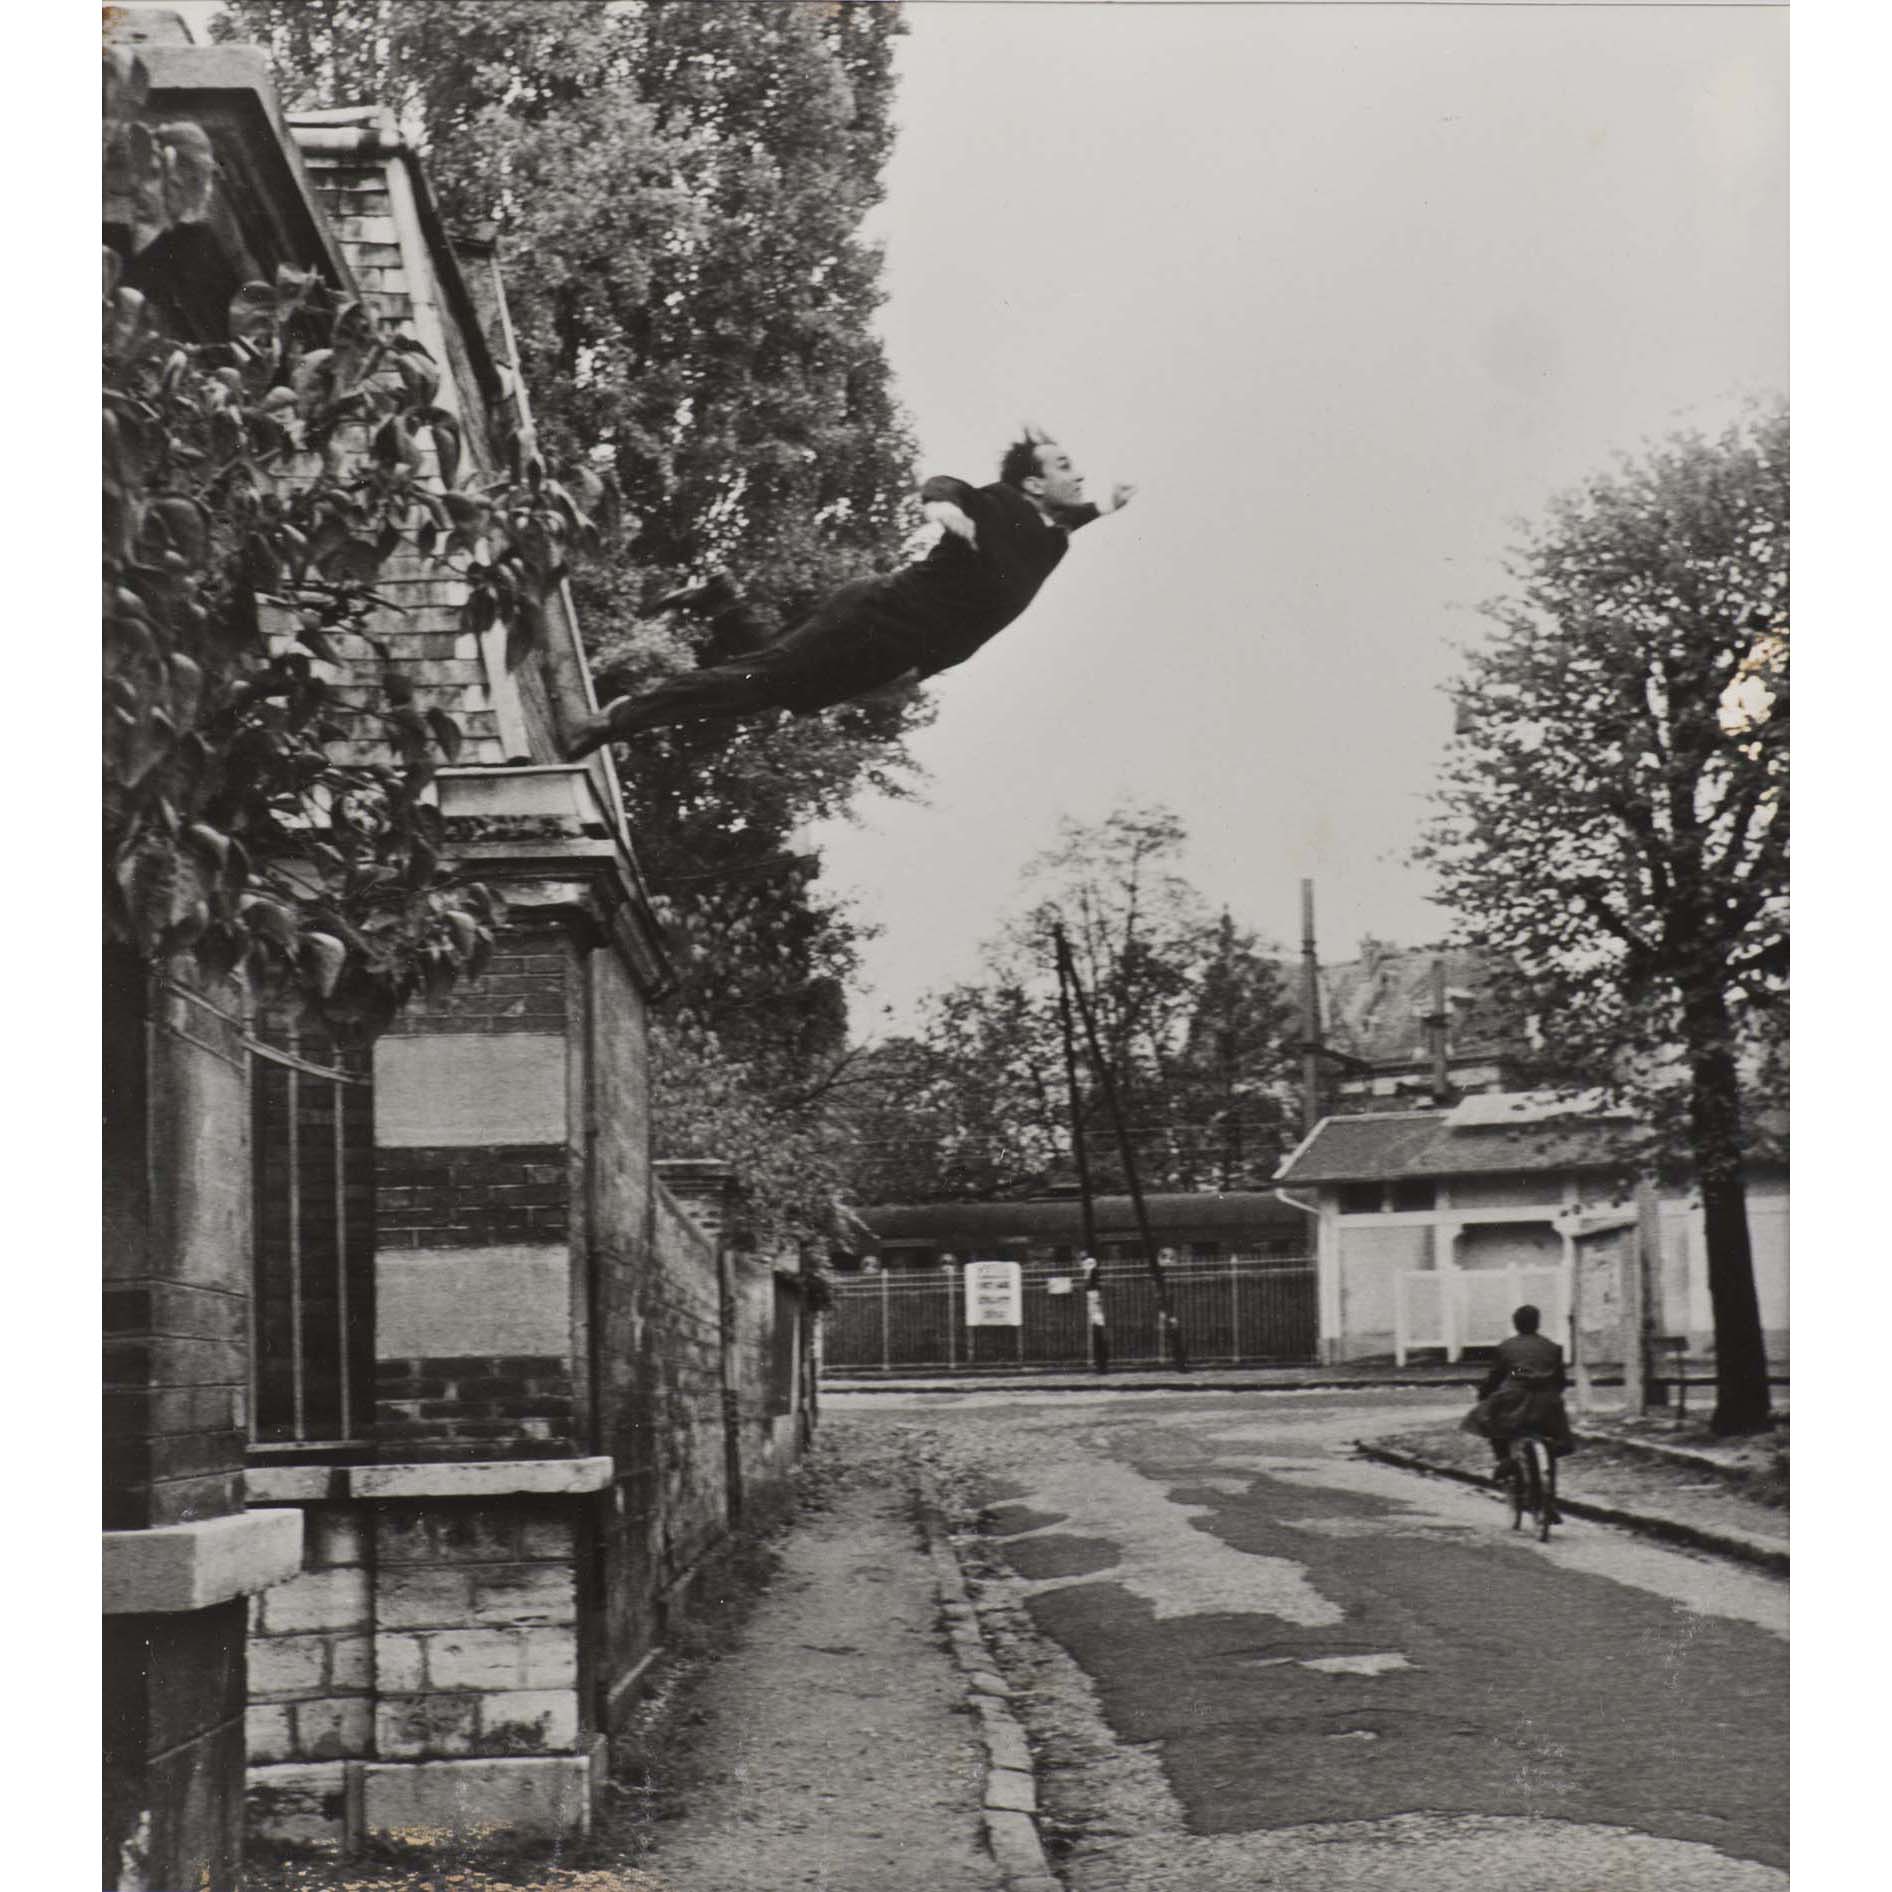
[{"left": 104, "top": 962, "right": 303, "bottom": 1892}]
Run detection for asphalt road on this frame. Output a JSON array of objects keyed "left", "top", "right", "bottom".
[{"left": 830, "top": 1385, "right": 1788, "bottom": 1892}]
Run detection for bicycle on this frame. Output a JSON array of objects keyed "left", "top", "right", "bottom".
[{"left": 1502, "top": 1434, "right": 1559, "bottom": 1542}]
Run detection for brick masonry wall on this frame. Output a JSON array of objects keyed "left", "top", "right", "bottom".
[
  {"left": 246, "top": 1507, "right": 374, "bottom": 1769},
  {"left": 728, "top": 1261, "right": 805, "bottom": 1502},
  {"left": 246, "top": 1499, "right": 588, "bottom": 1847},
  {"left": 371, "top": 1500, "right": 581, "bottom": 1763},
  {"left": 375, "top": 1355, "right": 577, "bottom": 1459},
  {"left": 299, "top": 148, "right": 520, "bottom": 767},
  {"left": 381, "top": 940, "right": 570, "bottom": 1039},
  {"left": 376, "top": 1146, "right": 570, "bottom": 1250}
]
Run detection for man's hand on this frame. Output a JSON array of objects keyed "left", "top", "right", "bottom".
[
  {"left": 1103, "top": 481, "right": 1137, "bottom": 514},
  {"left": 922, "top": 498, "right": 977, "bottom": 546}
]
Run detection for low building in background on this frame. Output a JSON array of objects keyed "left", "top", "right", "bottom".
[{"left": 1275, "top": 1090, "right": 1789, "bottom": 1369}]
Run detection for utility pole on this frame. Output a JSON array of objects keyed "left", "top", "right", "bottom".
[
  {"left": 1052, "top": 934, "right": 1108, "bottom": 1373},
  {"left": 1300, "top": 879, "right": 1324, "bottom": 1137},
  {"left": 1054, "top": 923, "right": 1186, "bottom": 1371},
  {"left": 1424, "top": 955, "right": 1451, "bottom": 1103}
]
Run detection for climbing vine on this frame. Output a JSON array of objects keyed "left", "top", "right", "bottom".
[{"left": 103, "top": 48, "right": 614, "bottom": 1030}]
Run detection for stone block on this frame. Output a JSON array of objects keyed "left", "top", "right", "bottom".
[
  {"left": 376, "top": 1504, "right": 513, "bottom": 1565},
  {"left": 472, "top": 1564, "right": 576, "bottom": 1628},
  {"left": 261, "top": 1565, "right": 371, "bottom": 1635},
  {"left": 984, "top": 1808, "right": 1049, "bottom": 1880},
  {"left": 983, "top": 1718, "right": 1033, "bottom": 1774},
  {"left": 246, "top": 1703, "right": 294, "bottom": 1766},
  {"left": 517, "top": 1511, "right": 577, "bottom": 1559},
  {"left": 105, "top": 1508, "right": 304, "bottom": 1613},
  {"left": 376, "top": 1692, "right": 480, "bottom": 1760},
  {"left": 375, "top": 1033, "right": 569, "bottom": 1148},
  {"left": 374, "top": 1632, "right": 427, "bottom": 1692},
  {"left": 249, "top": 1633, "right": 329, "bottom": 1698},
  {"left": 477, "top": 1688, "right": 579, "bottom": 1755},
  {"left": 425, "top": 1628, "right": 528, "bottom": 1691},
  {"left": 378, "top": 1565, "right": 474, "bottom": 1629},
  {"left": 378, "top": 1247, "right": 573, "bottom": 1359},
  {"left": 331, "top": 1634, "right": 373, "bottom": 1691},
  {"left": 294, "top": 1696, "right": 373, "bottom": 1761},
  {"left": 307, "top": 1509, "right": 368, "bottom": 1568},
  {"left": 985, "top": 1766, "right": 1037, "bottom": 1815},
  {"left": 519, "top": 1626, "right": 579, "bottom": 1690},
  {"left": 361, "top": 1755, "right": 593, "bottom": 1843},
  {"left": 246, "top": 1761, "right": 349, "bottom": 1851}
]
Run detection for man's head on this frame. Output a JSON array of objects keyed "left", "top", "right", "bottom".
[
  {"left": 1512, "top": 1304, "right": 1542, "bottom": 1335},
  {"left": 1000, "top": 426, "right": 1086, "bottom": 510}
]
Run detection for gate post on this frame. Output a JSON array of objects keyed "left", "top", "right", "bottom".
[
  {"left": 1229, "top": 1253, "right": 1241, "bottom": 1366},
  {"left": 879, "top": 1266, "right": 890, "bottom": 1373},
  {"left": 943, "top": 1261, "right": 957, "bottom": 1372}
]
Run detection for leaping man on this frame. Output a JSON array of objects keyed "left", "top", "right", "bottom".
[{"left": 564, "top": 428, "right": 1135, "bottom": 757}]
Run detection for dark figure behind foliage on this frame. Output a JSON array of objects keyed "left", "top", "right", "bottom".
[{"left": 565, "top": 429, "right": 1135, "bottom": 756}]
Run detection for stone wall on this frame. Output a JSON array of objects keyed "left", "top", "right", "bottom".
[{"left": 105, "top": 965, "right": 305, "bottom": 1892}]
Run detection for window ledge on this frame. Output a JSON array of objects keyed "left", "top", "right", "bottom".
[
  {"left": 104, "top": 1509, "right": 304, "bottom": 1614},
  {"left": 247, "top": 1457, "right": 615, "bottom": 1505}
]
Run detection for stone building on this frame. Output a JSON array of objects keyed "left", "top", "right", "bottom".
[{"left": 103, "top": 24, "right": 811, "bottom": 1887}]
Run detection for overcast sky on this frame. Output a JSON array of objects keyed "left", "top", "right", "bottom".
[
  {"left": 805, "top": 0, "right": 1787, "bottom": 1026},
  {"left": 142, "top": 0, "right": 1788, "bottom": 1026}
]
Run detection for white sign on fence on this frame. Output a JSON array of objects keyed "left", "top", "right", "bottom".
[{"left": 964, "top": 1260, "right": 1023, "bottom": 1327}]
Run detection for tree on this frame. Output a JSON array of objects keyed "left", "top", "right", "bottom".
[
  {"left": 842, "top": 805, "right": 1299, "bottom": 1204},
  {"left": 1420, "top": 409, "right": 1788, "bottom": 1434},
  {"left": 220, "top": 0, "right": 932, "bottom": 1242}
]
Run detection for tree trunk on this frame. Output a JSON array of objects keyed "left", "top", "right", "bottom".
[{"left": 1681, "top": 983, "right": 1772, "bottom": 1434}]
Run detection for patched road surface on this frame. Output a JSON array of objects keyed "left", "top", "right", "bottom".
[{"left": 832, "top": 1386, "right": 1787, "bottom": 1892}]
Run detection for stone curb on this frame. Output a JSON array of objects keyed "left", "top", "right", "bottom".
[
  {"left": 1354, "top": 1442, "right": 1789, "bottom": 1578},
  {"left": 830, "top": 1372, "right": 1482, "bottom": 1397},
  {"left": 915, "top": 1469, "right": 1062, "bottom": 1892},
  {"left": 1570, "top": 1426, "right": 1785, "bottom": 1482}
]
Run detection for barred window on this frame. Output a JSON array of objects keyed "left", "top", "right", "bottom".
[{"left": 250, "top": 1021, "right": 375, "bottom": 1448}]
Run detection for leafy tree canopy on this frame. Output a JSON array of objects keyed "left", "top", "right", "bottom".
[
  {"left": 1420, "top": 407, "right": 1788, "bottom": 1430},
  {"left": 842, "top": 804, "right": 1299, "bottom": 1206}
]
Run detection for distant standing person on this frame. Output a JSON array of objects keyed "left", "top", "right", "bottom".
[{"left": 564, "top": 428, "right": 1135, "bottom": 755}]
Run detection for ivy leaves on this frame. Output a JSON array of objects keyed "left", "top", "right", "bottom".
[{"left": 102, "top": 55, "right": 527, "bottom": 1031}]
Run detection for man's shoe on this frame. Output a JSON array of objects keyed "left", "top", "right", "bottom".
[
  {"left": 563, "top": 704, "right": 623, "bottom": 760},
  {"left": 650, "top": 572, "right": 739, "bottom": 617}
]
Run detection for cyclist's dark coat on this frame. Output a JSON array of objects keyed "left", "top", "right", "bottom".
[{"left": 1468, "top": 1331, "right": 1576, "bottom": 1456}]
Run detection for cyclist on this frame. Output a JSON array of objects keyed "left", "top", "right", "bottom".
[{"left": 1463, "top": 1304, "right": 1575, "bottom": 1515}]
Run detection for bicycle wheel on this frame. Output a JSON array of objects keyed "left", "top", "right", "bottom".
[
  {"left": 1520, "top": 1438, "right": 1551, "bottom": 1541},
  {"left": 1505, "top": 1452, "right": 1525, "bottom": 1531}
]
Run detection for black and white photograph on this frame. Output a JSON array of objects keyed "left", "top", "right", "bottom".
[{"left": 95, "top": 1, "right": 1804, "bottom": 1888}]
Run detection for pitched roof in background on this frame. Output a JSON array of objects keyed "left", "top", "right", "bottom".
[
  {"left": 1319, "top": 941, "right": 1517, "bottom": 1068},
  {"left": 1275, "top": 1097, "right": 1641, "bottom": 1184}
]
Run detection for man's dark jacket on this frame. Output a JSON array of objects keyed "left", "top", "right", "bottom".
[
  {"left": 733, "top": 477, "right": 1101, "bottom": 713},
  {"left": 1467, "top": 1330, "right": 1576, "bottom": 1455}
]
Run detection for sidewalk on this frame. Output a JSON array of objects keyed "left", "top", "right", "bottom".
[
  {"left": 252, "top": 1434, "right": 1027, "bottom": 1892},
  {"left": 627, "top": 1436, "right": 1016, "bottom": 1892},
  {"left": 1359, "top": 1407, "right": 1789, "bottom": 1574},
  {"left": 824, "top": 1361, "right": 1485, "bottom": 1396}
]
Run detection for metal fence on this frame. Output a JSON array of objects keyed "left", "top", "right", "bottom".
[{"left": 825, "top": 1253, "right": 1317, "bottom": 1372}]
